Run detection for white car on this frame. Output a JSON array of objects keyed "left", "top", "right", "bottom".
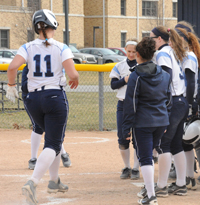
[
  {"left": 0, "top": 57, "right": 13, "bottom": 64},
  {"left": 0, "top": 48, "right": 17, "bottom": 64}
]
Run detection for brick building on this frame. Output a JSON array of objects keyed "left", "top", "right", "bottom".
[{"left": 0, "top": 0, "right": 178, "bottom": 49}]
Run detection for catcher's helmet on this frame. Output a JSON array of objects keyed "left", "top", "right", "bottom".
[
  {"left": 183, "top": 118, "right": 200, "bottom": 147},
  {"left": 32, "top": 9, "right": 58, "bottom": 34}
]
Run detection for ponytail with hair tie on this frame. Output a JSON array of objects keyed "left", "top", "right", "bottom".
[{"left": 167, "top": 28, "right": 171, "bottom": 33}]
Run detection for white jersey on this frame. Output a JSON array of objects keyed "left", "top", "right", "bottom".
[
  {"left": 156, "top": 45, "right": 186, "bottom": 96},
  {"left": 109, "top": 59, "right": 131, "bottom": 100},
  {"left": 17, "top": 38, "right": 74, "bottom": 92},
  {"left": 181, "top": 51, "right": 198, "bottom": 98}
]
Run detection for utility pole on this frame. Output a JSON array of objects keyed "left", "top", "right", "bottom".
[{"left": 64, "top": 0, "right": 69, "bottom": 45}]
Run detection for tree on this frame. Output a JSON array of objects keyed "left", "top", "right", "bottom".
[{"left": 13, "top": 0, "right": 41, "bottom": 45}]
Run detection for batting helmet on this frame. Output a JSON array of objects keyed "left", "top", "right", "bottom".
[
  {"left": 32, "top": 9, "right": 58, "bottom": 34},
  {"left": 183, "top": 117, "right": 200, "bottom": 147}
]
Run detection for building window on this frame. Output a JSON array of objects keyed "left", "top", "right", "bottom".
[
  {"left": 121, "top": 0, "right": 126, "bottom": 15},
  {"left": 142, "top": 32, "right": 150, "bottom": 38},
  {"left": 173, "top": 2, "right": 178, "bottom": 17},
  {"left": 27, "top": 0, "right": 40, "bottom": 10},
  {"left": 142, "top": 1, "right": 158, "bottom": 16},
  {"left": 0, "top": 30, "right": 9, "bottom": 48},
  {"left": 27, "top": 30, "right": 34, "bottom": 42},
  {"left": 121, "top": 33, "right": 126, "bottom": 47}
]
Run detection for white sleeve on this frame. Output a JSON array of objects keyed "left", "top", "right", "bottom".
[
  {"left": 109, "top": 64, "right": 120, "bottom": 79},
  {"left": 156, "top": 51, "right": 172, "bottom": 68},
  {"left": 17, "top": 44, "right": 28, "bottom": 62},
  {"left": 182, "top": 55, "right": 198, "bottom": 73},
  {"left": 61, "top": 45, "right": 74, "bottom": 62}
]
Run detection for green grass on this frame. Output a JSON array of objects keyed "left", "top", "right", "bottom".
[{"left": 0, "top": 71, "right": 118, "bottom": 130}]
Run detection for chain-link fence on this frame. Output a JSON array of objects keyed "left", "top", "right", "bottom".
[{"left": 0, "top": 69, "right": 118, "bottom": 131}]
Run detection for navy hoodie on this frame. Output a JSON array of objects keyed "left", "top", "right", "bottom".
[{"left": 122, "top": 61, "right": 172, "bottom": 138}]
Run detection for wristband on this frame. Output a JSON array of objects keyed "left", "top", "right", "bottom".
[{"left": 8, "top": 83, "right": 16, "bottom": 86}]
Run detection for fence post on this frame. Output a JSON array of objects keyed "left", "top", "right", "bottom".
[
  {"left": 98, "top": 56, "right": 104, "bottom": 131},
  {"left": 17, "top": 71, "right": 21, "bottom": 110}
]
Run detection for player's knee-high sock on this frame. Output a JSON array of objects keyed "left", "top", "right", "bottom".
[
  {"left": 185, "top": 150, "right": 195, "bottom": 178},
  {"left": 120, "top": 148, "right": 130, "bottom": 168},
  {"left": 174, "top": 151, "right": 186, "bottom": 186},
  {"left": 31, "top": 148, "right": 56, "bottom": 185},
  {"left": 31, "top": 131, "right": 42, "bottom": 159},
  {"left": 157, "top": 152, "right": 171, "bottom": 188},
  {"left": 49, "top": 152, "right": 61, "bottom": 182},
  {"left": 133, "top": 149, "right": 139, "bottom": 170},
  {"left": 61, "top": 144, "right": 66, "bottom": 155},
  {"left": 141, "top": 165, "right": 155, "bottom": 198}
]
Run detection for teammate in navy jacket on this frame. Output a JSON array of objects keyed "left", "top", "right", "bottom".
[{"left": 122, "top": 37, "right": 172, "bottom": 205}]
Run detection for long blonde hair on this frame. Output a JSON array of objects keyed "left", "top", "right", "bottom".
[{"left": 176, "top": 27, "right": 200, "bottom": 66}]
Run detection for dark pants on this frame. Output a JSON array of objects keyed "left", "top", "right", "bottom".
[
  {"left": 23, "top": 98, "right": 44, "bottom": 135},
  {"left": 25, "top": 89, "right": 69, "bottom": 155},
  {"left": 117, "top": 100, "right": 130, "bottom": 149},
  {"left": 160, "top": 96, "right": 189, "bottom": 155},
  {"left": 134, "top": 126, "right": 166, "bottom": 166}
]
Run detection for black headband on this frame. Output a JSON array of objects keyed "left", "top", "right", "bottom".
[
  {"left": 152, "top": 27, "right": 169, "bottom": 41},
  {"left": 175, "top": 24, "right": 192, "bottom": 32},
  {"left": 175, "top": 28, "right": 189, "bottom": 42}
]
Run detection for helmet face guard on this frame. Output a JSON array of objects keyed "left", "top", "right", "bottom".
[
  {"left": 183, "top": 117, "right": 200, "bottom": 147},
  {"left": 32, "top": 9, "right": 58, "bottom": 34}
]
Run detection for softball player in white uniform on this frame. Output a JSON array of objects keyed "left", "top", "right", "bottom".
[
  {"left": 109, "top": 39, "right": 140, "bottom": 180},
  {"left": 149, "top": 26, "right": 189, "bottom": 197},
  {"left": 6, "top": 9, "right": 79, "bottom": 205},
  {"left": 21, "top": 65, "right": 72, "bottom": 170},
  {"left": 175, "top": 22, "right": 200, "bottom": 190}
]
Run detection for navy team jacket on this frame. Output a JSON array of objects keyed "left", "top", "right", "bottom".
[{"left": 122, "top": 61, "right": 172, "bottom": 138}]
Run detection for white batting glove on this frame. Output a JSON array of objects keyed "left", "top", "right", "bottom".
[{"left": 6, "top": 85, "right": 19, "bottom": 103}]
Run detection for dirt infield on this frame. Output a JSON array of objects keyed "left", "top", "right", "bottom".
[{"left": 0, "top": 129, "right": 199, "bottom": 205}]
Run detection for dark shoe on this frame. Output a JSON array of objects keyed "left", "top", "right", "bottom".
[
  {"left": 168, "top": 182, "right": 187, "bottom": 196},
  {"left": 186, "top": 177, "right": 197, "bottom": 190},
  {"left": 61, "top": 153, "right": 71, "bottom": 167},
  {"left": 131, "top": 168, "right": 140, "bottom": 180},
  {"left": 197, "top": 176, "right": 200, "bottom": 185},
  {"left": 153, "top": 156, "right": 158, "bottom": 164},
  {"left": 28, "top": 158, "right": 37, "bottom": 170},
  {"left": 169, "top": 163, "right": 176, "bottom": 179},
  {"left": 138, "top": 195, "right": 158, "bottom": 205},
  {"left": 155, "top": 184, "right": 168, "bottom": 197},
  {"left": 137, "top": 186, "right": 147, "bottom": 198},
  {"left": 47, "top": 177, "right": 68, "bottom": 193},
  {"left": 120, "top": 167, "right": 131, "bottom": 179},
  {"left": 22, "top": 180, "right": 38, "bottom": 204}
]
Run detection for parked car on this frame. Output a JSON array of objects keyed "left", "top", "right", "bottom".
[
  {"left": 0, "top": 48, "right": 17, "bottom": 59},
  {"left": 0, "top": 57, "right": 13, "bottom": 64},
  {"left": 69, "top": 45, "right": 97, "bottom": 64},
  {"left": 0, "top": 48, "right": 18, "bottom": 64},
  {"left": 79, "top": 48, "right": 126, "bottom": 63},
  {"left": 108, "top": 47, "right": 127, "bottom": 56}
]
